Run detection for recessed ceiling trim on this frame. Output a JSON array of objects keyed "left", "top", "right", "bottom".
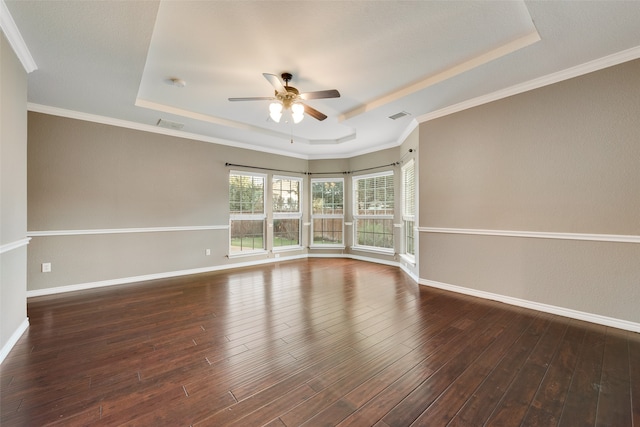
[
  {"left": 339, "top": 30, "right": 541, "bottom": 122},
  {"left": 135, "top": 98, "right": 360, "bottom": 146},
  {"left": 135, "top": 98, "right": 312, "bottom": 144}
]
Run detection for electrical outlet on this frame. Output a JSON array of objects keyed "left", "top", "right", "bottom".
[
  {"left": 275, "top": 253, "right": 280, "bottom": 258},
  {"left": 205, "top": 249, "right": 211, "bottom": 256},
  {"left": 42, "top": 262, "right": 51, "bottom": 273}
]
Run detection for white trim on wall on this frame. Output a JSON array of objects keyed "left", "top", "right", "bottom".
[
  {"left": 420, "top": 278, "right": 640, "bottom": 334},
  {"left": 0, "top": 238, "right": 31, "bottom": 254},
  {"left": 0, "top": 318, "right": 29, "bottom": 365},
  {"left": 26, "top": 254, "right": 310, "bottom": 298},
  {"left": 418, "top": 227, "right": 640, "bottom": 244},
  {"left": 27, "top": 225, "right": 229, "bottom": 237},
  {"left": 0, "top": 0, "right": 37, "bottom": 73},
  {"left": 27, "top": 104, "right": 311, "bottom": 160},
  {"left": 417, "top": 45, "right": 640, "bottom": 124},
  {"left": 27, "top": 253, "right": 396, "bottom": 298}
]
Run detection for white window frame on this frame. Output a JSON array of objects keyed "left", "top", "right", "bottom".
[
  {"left": 401, "top": 160, "right": 416, "bottom": 263},
  {"left": 272, "top": 175, "right": 303, "bottom": 251},
  {"left": 352, "top": 171, "right": 395, "bottom": 254},
  {"left": 229, "top": 171, "right": 267, "bottom": 257},
  {"left": 310, "top": 178, "right": 345, "bottom": 249}
]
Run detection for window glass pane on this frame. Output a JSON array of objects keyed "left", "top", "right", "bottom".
[
  {"left": 312, "top": 181, "right": 343, "bottom": 215},
  {"left": 229, "top": 174, "right": 264, "bottom": 215},
  {"left": 353, "top": 172, "right": 394, "bottom": 251},
  {"left": 273, "top": 218, "right": 300, "bottom": 247},
  {"left": 355, "top": 174, "right": 394, "bottom": 215},
  {"left": 230, "top": 220, "right": 264, "bottom": 252},
  {"left": 273, "top": 178, "right": 300, "bottom": 213},
  {"left": 311, "top": 179, "right": 344, "bottom": 246},
  {"left": 312, "top": 218, "right": 343, "bottom": 245},
  {"left": 404, "top": 219, "right": 415, "bottom": 256},
  {"left": 355, "top": 218, "right": 394, "bottom": 249}
]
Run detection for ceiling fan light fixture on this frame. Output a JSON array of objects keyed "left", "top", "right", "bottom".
[
  {"left": 291, "top": 102, "right": 304, "bottom": 124},
  {"left": 269, "top": 101, "right": 283, "bottom": 123}
]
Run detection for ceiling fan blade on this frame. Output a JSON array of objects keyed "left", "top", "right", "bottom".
[
  {"left": 228, "top": 96, "right": 275, "bottom": 101},
  {"left": 263, "top": 73, "right": 286, "bottom": 93},
  {"left": 299, "top": 89, "right": 341, "bottom": 100},
  {"left": 303, "top": 104, "right": 328, "bottom": 121}
]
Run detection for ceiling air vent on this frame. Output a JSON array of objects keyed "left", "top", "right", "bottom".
[
  {"left": 388, "top": 111, "right": 411, "bottom": 120},
  {"left": 156, "top": 119, "right": 184, "bottom": 130}
]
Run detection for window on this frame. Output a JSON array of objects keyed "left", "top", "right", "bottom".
[
  {"left": 353, "top": 172, "right": 394, "bottom": 252},
  {"left": 402, "top": 160, "right": 415, "bottom": 259},
  {"left": 229, "top": 172, "right": 266, "bottom": 254},
  {"left": 311, "top": 179, "right": 344, "bottom": 247},
  {"left": 273, "top": 176, "right": 302, "bottom": 249}
]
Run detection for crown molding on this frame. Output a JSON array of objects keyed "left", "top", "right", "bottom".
[
  {"left": 27, "top": 103, "right": 310, "bottom": 160},
  {"left": 418, "top": 45, "right": 640, "bottom": 123},
  {"left": 0, "top": 0, "right": 37, "bottom": 73}
]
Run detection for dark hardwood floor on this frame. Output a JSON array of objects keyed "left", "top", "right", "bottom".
[{"left": 1, "top": 258, "right": 638, "bottom": 426}]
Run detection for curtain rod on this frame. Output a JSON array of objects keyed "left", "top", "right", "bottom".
[
  {"left": 225, "top": 161, "right": 401, "bottom": 175},
  {"left": 225, "top": 149, "right": 414, "bottom": 175},
  {"left": 225, "top": 163, "right": 310, "bottom": 175}
]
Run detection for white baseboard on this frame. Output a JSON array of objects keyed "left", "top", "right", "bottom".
[
  {"left": 399, "top": 263, "right": 419, "bottom": 283},
  {"left": 27, "top": 253, "right": 403, "bottom": 298},
  {"left": 420, "top": 278, "right": 640, "bottom": 333},
  {"left": 0, "top": 318, "right": 29, "bottom": 365},
  {"left": 26, "top": 254, "right": 309, "bottom": 297},
  {"left": 307, "top": 252, "right": 402, "bottom": 268}
]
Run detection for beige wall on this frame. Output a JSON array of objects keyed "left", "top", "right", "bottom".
[
  {"left": 419, "top": 59, "right": 640, "bottom": 324},
  {"left": 26, "top": 113, "right": 312, "bottom": 291},
  {"left": 1, "top": 32, "right": 29, "bottom": 355},
  {"left": 27, "top": 113, "right": 412, "bottom": 291}
]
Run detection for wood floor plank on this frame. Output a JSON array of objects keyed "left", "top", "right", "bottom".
[
  {"left": 1, "top": 259, "right": 638, "bottom": 427},
  {"left": 520, "top": 321, "right": 586, "bottom": 425},
  {"left": 336, "top": 307, "right": 503, "bottom": 426},
  {"left": 558, "top": 324, "right": 607, "bottom": 426},
  {"left": 380, "top": 308, "right": 514, "bottom": 426},
  {"left": 484, "top": 316, "right": 570, "bottom": 426},
  {"left": 279, "top": 343, "right": 415, "bottom": 426},
  {"left": 447, "top": 314, "right": 552, "bottom": 426},
  {"left": 408, "top": 308, "right": 535, "bottom": 425},
  {"left": 595, "top": 327, "right": 632, "bottom": 427},
  {"left": 629, "top": 331, "right": 640, "bottom": 427}
]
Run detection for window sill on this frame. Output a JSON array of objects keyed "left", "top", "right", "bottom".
[
  {"left": 228, "top": 249, "right": 268, "bottom": 259},
  {"left": 272, "top": 246, "right": 304, "bottom": 253},
  {"left": 350, "top": 246, "right": 394, "bottom": 256},
  {"left": 400, "top": 253, "right": 416, "bottom": 266},
  {"left": 310, "top": 245, "right": 346, "bottom": 250}
]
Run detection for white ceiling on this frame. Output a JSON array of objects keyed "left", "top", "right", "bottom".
[{"left": 4, "top": 1, "right": 640, "bottom": 159}]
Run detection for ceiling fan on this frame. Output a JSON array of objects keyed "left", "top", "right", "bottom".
[{"left": 228, "top": 72, "right": 340, "bottom": 122}]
